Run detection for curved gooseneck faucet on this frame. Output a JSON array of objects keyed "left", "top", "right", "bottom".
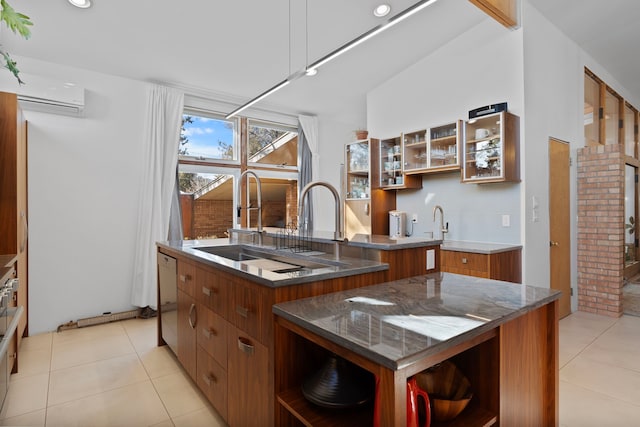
[
  {"left": 238, "top": 170, "right": 262, "bottom": 235},
  {"left": 298, "top": 181, "right": 344, "bottom": 241},
  {"left": 433, "top": 205, "right": 448, "bottom": 239}
]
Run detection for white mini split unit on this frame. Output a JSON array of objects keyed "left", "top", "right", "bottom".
[{"left": 14, "top": 73, "right": 85, "bottom": 117}]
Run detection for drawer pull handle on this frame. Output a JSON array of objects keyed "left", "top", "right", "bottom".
[
  {"left": 461, "top": 257, "right": 468, "bottom": 264},
  {"left": 202, "top": 286, "right": 212, "bottom": 297},
  {"left": 179, "top": 274, "right": 191, "bottom": 283},
  {"left": 238, "top": 337, "right": 255, "bottom": 355},
  {"left": 236, "top": 305, "right": 249, "bottom": 318},
  {"left": 188, "top": 303, "right": 197, "bottom": 329},
  {"left": 202, "top": 373, "right": 217, "bottom": 386},
  {"left": 202, "top": 327, "right": 217, "bottom": 339}
]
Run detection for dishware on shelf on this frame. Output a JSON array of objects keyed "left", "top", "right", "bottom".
[
  {"left": 415, "top": 360, "right": 472, "bottom": 422},
  {"left": 301, "top": 354, "right": 375, "bottom": 409}
]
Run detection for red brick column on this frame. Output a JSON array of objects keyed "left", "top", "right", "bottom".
[{"left": 577, "top": 144, "right": 624, "bottom": 317}]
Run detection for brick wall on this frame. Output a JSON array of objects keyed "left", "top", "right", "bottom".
[
  {"left": 192, "top": 199, "right": 234, "bottom": 239},
  {"left": 577, "top": 144, "right": 624, "bottom": 317}
]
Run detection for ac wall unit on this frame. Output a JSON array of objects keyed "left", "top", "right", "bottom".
[{"left": 15, "top": 73, "right": 85, "bottom": 117}]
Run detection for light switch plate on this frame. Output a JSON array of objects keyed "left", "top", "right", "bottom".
[
  {"left": 426, "top": 249, "right": 435, "bottom": 270},
  {"left": 502, "top": 214, "right": 510, "bottom": 227}
]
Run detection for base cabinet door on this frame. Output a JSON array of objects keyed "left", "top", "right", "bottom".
[
  {"left": 227, "top": 326, "right": 269, "bottom": 427},
  {"left": 197, "top": 345, "right": 228, "bottom": 421},
  {"left": 177, "top": 289, "right": 197, "bottom": 380}
]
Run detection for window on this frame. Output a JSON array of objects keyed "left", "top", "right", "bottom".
[
  {"left": 247, "top": 119, "right": 298, "bottom": 169},
  {"left": 180, "top": 110, "right": 237, "bottom": 162},
  {"left": 584, "top": 71, "right": 601, "bottom": 146},
  {"left": 604, "top": 88, "right": 622, "bottom": 145},
  {"left": 177, "top": 108, "right": 299, "bottom": 240}
]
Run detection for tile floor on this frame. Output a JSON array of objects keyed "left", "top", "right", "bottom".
[
  {"left": 0, "top": 317, "right": 225, "bottom": 427},
  {"left": 0, "top": 311, "right": 639, "bottom": 426}
]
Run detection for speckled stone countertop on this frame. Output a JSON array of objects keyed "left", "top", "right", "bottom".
[
  {"left": 348, "top": 234, "right": 442, "bottom": 250},
  {"left": 157, "top": 239, "right": 388, "bottom": 288},
  {"left": 273, "top": 272, "right": 560, "bottom": 370},
  {"left": 441, "top": 240, "right": 522, "bottom": 254}
]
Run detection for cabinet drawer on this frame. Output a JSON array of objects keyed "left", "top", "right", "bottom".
[
  {"left": 441, "top": 250, "right": 489, "bottom": 276},
  {"left": 197, "top": 305, "right": 228, "bottom": 368},
  {"left": 196, "top": 346, "right": 228, "bottom": 421},
  {"left": 196, "top": 267, "right": 231, "bottom": 319},
  {"left": 231, "top": 281, "right": 269, "bottom": 344},
  {"left": 177, "top": 260, "right": 197, "bottom": 297}
]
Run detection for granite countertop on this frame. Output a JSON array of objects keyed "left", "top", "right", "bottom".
[
  {"left": 157, "top": 239, "right": 388, "bottom": 288},
  {"left": 441, "top": 240, "right": 522, "bottom": 254},
  {"left": 273, "top": 272, "right": 560, "bottom": 370},
  {"left": 347, "top": 234, "right": 442, "bottom": 250}
]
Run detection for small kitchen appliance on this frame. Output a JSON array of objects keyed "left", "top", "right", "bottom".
[{"left": 389, "top": 210, "right": 407, "bottom": 238}]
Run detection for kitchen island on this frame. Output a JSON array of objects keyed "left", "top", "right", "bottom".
[
  {"left": 156, "top": 233, "right": 441, "bottom": 426},
  {"left": 273, "top": 272, "right": 560, "bottom": 426}
]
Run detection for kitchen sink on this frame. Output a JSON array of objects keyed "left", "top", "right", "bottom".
[{"left": 193, "top": 245, "right": 338, "bottom": 274}]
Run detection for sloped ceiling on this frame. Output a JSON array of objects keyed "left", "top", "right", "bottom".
[{"left": 1, "top": 0, "right": 638, "bottom": 124}]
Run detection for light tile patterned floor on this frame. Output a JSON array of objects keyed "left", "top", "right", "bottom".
[
  {"left": 0, "top": 317, "right": 226, "bottom": 427},
  {"left": 1, "top": 312, "right": 639, "bottom": 426}
]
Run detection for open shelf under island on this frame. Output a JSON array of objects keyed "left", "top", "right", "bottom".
[{"left": 273, "top": 272, "right": 560, "bottom": 427}]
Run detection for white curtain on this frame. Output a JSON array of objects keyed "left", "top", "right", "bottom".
[
  {"left": 298, "top": 115, "right": 318, "bottom": 230},
  {"left": 131, "top": 85, "right": 184, "bottom": 309},
  {"left": 298, "top": 115, "right": 319, "bottom": 181}
]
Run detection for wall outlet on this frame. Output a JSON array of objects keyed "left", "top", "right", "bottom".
[
  {"left": 501, "top": 214, "right": 510, "bottom": 227},
  {"left": 412, "top": 214, "right": 418, "bottom": 223}
]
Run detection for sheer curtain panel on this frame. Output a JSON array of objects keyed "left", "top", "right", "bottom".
[
  {"left": 131, "top": 85, "right": 184, "bottom": 308},
  {"left": 298, "top": 115, "right": 318, "bottom": 230}
]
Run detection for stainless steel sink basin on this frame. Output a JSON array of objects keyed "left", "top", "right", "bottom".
[{"left": 193, "top": 245, "right": 336, "bottom": 274}]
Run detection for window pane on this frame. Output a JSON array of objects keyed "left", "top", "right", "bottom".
[
  {"left": 604, "top": 89, "right": 620, "bottom": 145},
  {"left": 625, "top": 104, "right": 637, "bottom": 157},
  {"left": 178, "top": 172, "right": 234, "bottom": 240},
  {"left": 247, "top": 120, "right": 298, "bottom": 167},
  {"left": 180, "top": 112, "right": 236, "bottom": 161},
  {"left": 584, "top": 73, "right": 600, "bottom": 146}
]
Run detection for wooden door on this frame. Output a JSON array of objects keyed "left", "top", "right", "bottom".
[
  {"left": 549, "top": 138, "right": 571, "bottom": 318},
  {"left": 177, "top": 289, "right": 197, "bottom": 380},
  {"left": 227, "top": 325, "right": 270, "bottom": 427}
]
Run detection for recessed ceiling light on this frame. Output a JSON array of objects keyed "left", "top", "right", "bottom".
[
  {"left": 68, "top": 0, "right": 92, "bottom": 8},
  {"left": 373, "top": 4, "right": 391, "bottom": 17},
  {"left": 305, "top": 68, "right": 318, "bottom": 77}
]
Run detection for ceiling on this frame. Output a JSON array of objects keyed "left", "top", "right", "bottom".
[{"left": 2, "top": 0, "right": 640, "bottom": 124}]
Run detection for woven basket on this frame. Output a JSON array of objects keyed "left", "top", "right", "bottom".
[{"left": 415, "top": 361, "right": 473, "bottom": 421}]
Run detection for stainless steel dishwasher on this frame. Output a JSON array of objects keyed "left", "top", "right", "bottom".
[{"left": 157, "top": 253, "right": 177, "bottom": 354}]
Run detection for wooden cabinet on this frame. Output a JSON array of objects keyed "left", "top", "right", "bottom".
[
  {"left": 404, "top": 121, "right": 462, "bottom": 175},
  {"left": 462, "top": 111, "right": 519, "bottom": 184},
  {"left": 344, "top": 139, "right": 396, "bottom": 237},
  {"left": 177, "top": 288, "right": 197, "bottom": 380},
  {"left": 0, "top": 92, "right": 28, "bottom": 363},
  {"left": 197, "top": 339, "right": 228, "bottom": 420},
  {"left": 227, "top": 325, "right": 270, "bottom": 427},
  {"left": 379, "top": 136, "right": 421, "bottom": 190},
  {"left": 441, "top": 248, "right": 521, "bottom": 283}
]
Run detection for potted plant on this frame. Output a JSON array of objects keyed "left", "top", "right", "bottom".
[
  {"left": 0, "top": 0, "right": 33, "bottom": 84},
  {"left": 354, "top": 129, "right": 369, "bottom": 140}
]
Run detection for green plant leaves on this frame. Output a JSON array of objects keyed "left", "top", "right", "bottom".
[
  {"left": 0, "top": 0, "right": 33, "bottom": 39},
  {"left": 0, "top": 49, "right": 24, "bottom": 84}
]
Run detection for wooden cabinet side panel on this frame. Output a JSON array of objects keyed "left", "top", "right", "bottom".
[
  {"left": 0, "top": 92, "right": 18, "bottom": 255},
  {"left": 499, "top": 303, "right": 558, "bottom": 426},
  {"left": 489, "top": 249, "right": 522, "bottom": 283},
  {"left": 503, "top": 112, "right": 521, "bottom": 182},
  {"left": 380, "top": 246, "right": 439, "bottom": 281}
]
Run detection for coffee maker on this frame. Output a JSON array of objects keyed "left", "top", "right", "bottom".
[{"left": 389, "top": 210, "right": 406, "bottom": 238}]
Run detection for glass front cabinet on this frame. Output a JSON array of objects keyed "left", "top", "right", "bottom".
[
  {"left": 462, "top": 111, "right": 520, "bottom": 183},
  {"left": 345, "top": 141, "right": 370, "bottom": 200},
  {"left": 403, "top": 121, "right": 462, "bottom": 174}
]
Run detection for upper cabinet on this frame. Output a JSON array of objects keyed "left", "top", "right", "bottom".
[
  {"left": 462, "top": 111, "right": 520, "bottom": 184},
  {"left": 404, "top": 121, "right": 462, "bottom": 175},
  {"left": 345, "top": 140, "right": 370, "bottom": 200},
  {"left": 378, "top": 137, "right": 421, "bottom": 190},
  {"left": 469, "top": 0, "right": 518, "bottom": 28}
]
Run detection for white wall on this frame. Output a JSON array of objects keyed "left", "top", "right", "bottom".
[
  {"left": 0, "top": 57, "right": 149, "bottom": 334},
  {"left": 367, "top": 19, "right": 525, "bottom": 243}
]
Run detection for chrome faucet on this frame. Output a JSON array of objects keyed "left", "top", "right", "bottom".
[
  {"left": 238, "top": 170, "right": 263, "bottom": 243},
  {"left": 298, "top": 181, "right": 344, "bottom": 242},
  {"left": 433, "top": 205, "right": 448, "bottom": 239}
]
